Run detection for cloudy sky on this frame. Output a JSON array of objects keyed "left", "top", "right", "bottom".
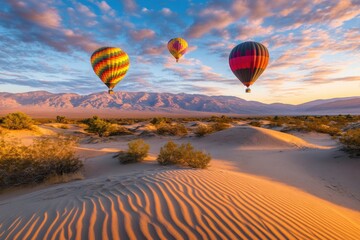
[{"left": 0, "top": 0, "right": 359, "bottom": 104}]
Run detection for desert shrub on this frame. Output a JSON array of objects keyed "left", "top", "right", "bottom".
[
  {"left": 194, "top": 122, "right": 230, "bottom": 137},
  {"left": 2, "top": 112, "right": 33, "bottom": 130},
  {"left": 194, "top": 124, "right": 213, "bottom": 137},
  {"left": 157, "top": 141, "right": 211, "bottom": 168},
  {"left": 85, "top": 116, "right": 112, "bottom": 137},
  {"left": 56, "top": 115, "right": 67, "bottom": 123},
  {"left": 211, "top": 122, "right": 231, "bottom": 131},
  {"left": 209, "top": 115, "right": 233, "bottom": 123},
  {"left": 150, "top": 117, "right": 169, "bottom": 125},
  {"left": 339, "top": 129, "right": 360, "bottom": 155},
  {"left": 248, "top": 121, "right": 261, "bottom": 127},
  {"left": 108, "top": 124, "right": 133, "bottom": 136},
  {"left": 118, "top": 139, "right": 150, "bottom": 164},
  {"left": 156, "top": 122, "right": 188, "bottom": 136},
  {"left": 0, "top": 136, "right": 82, "bottom": 188}
]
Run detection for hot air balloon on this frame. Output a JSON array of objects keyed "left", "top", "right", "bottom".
[
  {"left": 167, "top": 38, "right": 188, "bottom": 62},
  {"left": 229, "top": 41, "right": 269, "bottom": 93},
  {"left": 90, "top": 47, "right": 130, "bottom": 94}
]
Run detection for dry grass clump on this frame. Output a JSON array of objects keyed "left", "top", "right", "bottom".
[
  {"left": 248, "top": 121, "right": 262, "bottom": 127},
  {"left": 157, "top": 141, "right": 211, "bottom": 168},
  {"left": 155, "top": 122, "right": 188, "bottom": 136},
  {"left": 118, "top": 139, "right": 150, "bottom": 164},
  {"left": 194, "top": 122, "right": 231, "bottom": 137},
  {"left": 339, "top": 128, "right": 360, "bottom": 156},
  {"left": 0, "top": 135, "right": 82, "bottom": 188},
  {"left": 1, "top": 112, "right": 34, "bottom": 130},
  {"left": 194, "top": 124, "right": 213, "bottom": 137},
  {"left": 83, "top": 116, "right": 132, "bottom": 137}
]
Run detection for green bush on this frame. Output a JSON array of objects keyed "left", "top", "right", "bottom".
[
  {"left": 85, "top": 116, "right": 112, "bottom": 137},
  {"left": 118, "top": 139, "right": 150, "bottom": 164},
  {"left": 0, "top": 136, "right": 82, "bottom": 188},
  {"left": 2, "top": 112, "right": 34, "bottom": 130},
  {"left": 157, "top": 141, "right": 211, "bottom": 168},
  {"left": 156, "top": 123, "right": 188, "bottom": 136},
  {"left": 339, "top": 129, "right": 360, "bottom": 155}
]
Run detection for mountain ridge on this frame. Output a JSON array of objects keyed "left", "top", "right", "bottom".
[{"left": 0, "top": 91, "right": 359, "bottom": 117}]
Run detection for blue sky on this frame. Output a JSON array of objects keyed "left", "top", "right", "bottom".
[{"left": 0, "top": 0, "right": 359, "bottom": 104}]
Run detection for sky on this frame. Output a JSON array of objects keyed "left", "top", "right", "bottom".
[{"left": 0, "top": 0, "right": 359, "bottom": 104}]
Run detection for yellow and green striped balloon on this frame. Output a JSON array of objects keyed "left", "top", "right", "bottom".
[
  {"left": 90, "top": 47, "right": 130, "bottom": 94},
  {"left": 167, "top": 38, "right": 188, "bottom": 62}
]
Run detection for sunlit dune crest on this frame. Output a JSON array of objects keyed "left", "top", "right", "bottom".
[{"left": 1, "top": 169, "right": 359, "bottom": 239}]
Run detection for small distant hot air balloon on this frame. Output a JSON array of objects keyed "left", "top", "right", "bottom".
[
  {"left": 229, "top": 41, "right": 269, "bottom": 93},
  {"left": 90, "top": 47, "right": 130, "bottom": 94},
  {"left": 167, "top": 38, "right": 188, "bottom": 62}
]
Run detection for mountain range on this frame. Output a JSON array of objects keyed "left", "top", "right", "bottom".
[{"left": 0, "top": 91, "right": 359, "bottom": 118}]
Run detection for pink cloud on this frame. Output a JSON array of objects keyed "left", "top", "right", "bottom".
[
  {"left": 130, "top": 29, "right": 155, "bottom": 41},
  {"left": 143, "top": 45, "right": 167, "bottom": 55},
  {"left": 122, "top": 0, "right": 137, "bottom": 12},
  {"left": 97, "top": 1, "right": 111, "bottom": 12},
  {"left": 75, "top": 3, "right": 96, "bottom": 18},
  {"left": 10, "top": 0, "right": 62, "bottom": 29}
]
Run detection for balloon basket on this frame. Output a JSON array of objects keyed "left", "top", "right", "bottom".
[
  {"left": 245, "top": 88, "right": 251, "bottom": 93},
  {"left": 108, "top": 89, "right": 114, "bottom": 95},
  {"left": 176, "top": 59, "right": 179, "bottom": 62}
]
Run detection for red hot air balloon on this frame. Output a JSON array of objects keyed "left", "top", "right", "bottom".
[{"left": 229, "top": 41, "right": 269, "bottom": 93}]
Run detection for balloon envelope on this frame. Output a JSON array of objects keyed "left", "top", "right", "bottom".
[
  {"left": 229, "top": 41, "right": 269, "bottom": 92},
  {"left": 167, "top": 38, "right": 188, "bottom": 62},
  {"left": 90, "top": 47, "right": 130, "bottom": 93}
]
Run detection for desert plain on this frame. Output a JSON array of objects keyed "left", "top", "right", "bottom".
[{"left": 0, "top": 118, "right": 359, "bottom": 240}]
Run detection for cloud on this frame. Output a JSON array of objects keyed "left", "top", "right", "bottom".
[
  {"left": 75, "top": 3, "right": 96, "bottom": 18},
  {"left": 130, "top": 29, "right": 155, "bottom": 41},
  {"left": 6, "top": 0, "right": 62, "bottom": 29},
  {"left": 1, "top": 0, "right": 102, "bottom": 53},
  {"left": 161, "top": 8, "right": 172, "bottom": 16},
  {"left": 97, "top": 1, "right": 111, "bottom": 12},
  {"left": 122, "top": 0, "right": 137, "bottom": 12}
]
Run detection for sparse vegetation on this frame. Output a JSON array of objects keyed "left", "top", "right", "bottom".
[
  {"left": 0, "top": 136, "right": 82, "bottom": 188},
  {"left": 83, "top": 116, "right": 132, "bottom": 137},
  {"left": 339, "top": 128, "right": 360, "bottom": 156},
  {"left": 1, "top": 112, "right": 34, "bottom": 130},
  {"left": 150, "top": 117, "right": 169, "bottom": 125},
  {"left": 157, "top": 141, "right": 211, "bottom": 168},
  {"left": 156, "top": 122, "right": 188, "bottom": 136},
  {"left": 118, "top": 139, "right": 150, "bottom": 164},
  {"left": 194, "top": 124, "right": 213, "bottom": 137},
  {"left": 248, "top": 121, "right": 262, "bottom": 127},
  {"left": 268, "top": 115, "right": 360, "bottom": 137},
  {"left": 56, "top": 115, "right": 67, "bottom": 123},
  {"left": 84, "top": 116, "right": 112, "bottom": 137},
  {"left": 194, "top": 122, "right": 231, "bottom": 137}
]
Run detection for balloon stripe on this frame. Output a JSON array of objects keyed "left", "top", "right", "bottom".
[
  {"left": 90, "top": 47, "right": 130, "bottom": 92},
  {"left": 229, "top": 41, "right": 269, "bottom": 90}
]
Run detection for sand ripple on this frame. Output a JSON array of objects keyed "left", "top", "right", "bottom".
[{"left": 0, "top": 169, "right": 359, "bottom": 239}]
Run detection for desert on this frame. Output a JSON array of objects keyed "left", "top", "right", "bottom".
[{"left": 0, "top": 114, "right": 359, "bottom": 239}]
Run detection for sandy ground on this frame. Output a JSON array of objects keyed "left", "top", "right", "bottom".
[{"left": 0, "top": 123, "right": 359, "bottom": 239}]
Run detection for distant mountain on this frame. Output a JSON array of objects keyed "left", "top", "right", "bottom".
[{"left": 0, "top": 91, "right": 359, "bottom": 117}]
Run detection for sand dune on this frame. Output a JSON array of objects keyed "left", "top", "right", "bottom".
[
  {"left": 0, "top": 169, "right": 359, "bottom": 239},
  {"left": 198, "top": 126, "right": 328, "bottom": 149}
]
